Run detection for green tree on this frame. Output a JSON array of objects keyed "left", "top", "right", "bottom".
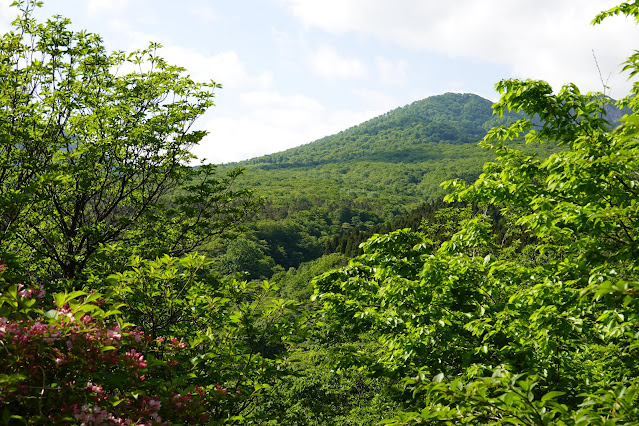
[
  {"left": 0, "top": 0, "right": 259, "bottom": 284},
  {"left": 0, "top": 267, "right": 298, "bottom": 424},
  {"left": 0, "top": 3, "right": 296, "bottom": 423},
  {"left": 314, "top": 3, "right": 639, "bottom": 424},
  {"left": 221, "top": 237, "right": 275, "bottom": 280}
]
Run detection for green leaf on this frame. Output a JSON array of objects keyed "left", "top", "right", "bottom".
[{"left": 541, "top": 391, "right": 565, "bottom": 402}]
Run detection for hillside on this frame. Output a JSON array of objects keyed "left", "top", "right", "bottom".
[
  {"left": 212, "top": 92, "right": 623, "bottom": 271},
  {"left": 222, "top": 93, "right": 530, "bottom": 219},
  {"left": 244, "top": 92, "right": 512, "bottom": 167},
  {"left": 208, "top": 93, "right": 541, "bottom": 270}
]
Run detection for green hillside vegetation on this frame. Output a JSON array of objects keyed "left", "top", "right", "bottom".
[
  {"left": 248, "top": 93, "right": 507, "bottom": 165},
  {"left": 211, "top": 93, "right": 556, "bottom": 273},
  {"left": 2, "top": 1, "right": 639, "bottom": 424},
  {"left": 233, "top": 93, "right": 524, "bottom": 213}
]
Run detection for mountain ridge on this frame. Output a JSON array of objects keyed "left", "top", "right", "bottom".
[
  {"left": 212, "top": 91, "right": 620, "bottom": 271},
  {"left": 220, "top": 91, "right": 627, "bottom": 218},
  {"left": 239, "top": 92, "right": 510, "bottom": 167},
  {"left": 231, "top": 91, "right": 630, "bottom": 169},
  {"left": 217, "top": 92, "right": 529, "bottom": 224}
]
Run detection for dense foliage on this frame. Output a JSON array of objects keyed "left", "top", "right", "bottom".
[
  {"left": 0, "top": 271, "right": 297, "bottom": 424},
  {"left": 0, "top": 0, "right": 259, "bottom": 284},
  {"left": 0, "top": 2, "right": 292, "bottom": 424},
  {"left": 312, "top": 7, "right": 639, "bottom": 424},
  {"left": 216, "top": 95, "right": 562, "bottom": 274},
  {"left": 233, "top": 93, "right": 517, "bottom": 214},
  {"left": 3, "top": 0, "right": 639, "bottom": 424}
]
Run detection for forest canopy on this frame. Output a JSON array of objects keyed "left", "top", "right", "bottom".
[
  {"left": 311, "top": 7, "right": 639, "bottom": 425},
  {"left": 1, "top": 0, "right": 639, "bottom": 425}
]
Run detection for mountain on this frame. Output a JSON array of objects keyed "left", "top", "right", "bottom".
[
  {"left": 243, "top": 93, "right": 514, "bottom": 167},
  {"left": 211, "top": 92, "right": 613, "bottom": 271},
  {"left": 223, "top": 93, "right": 529, "bottom": 219},
  {"left": 207, "top": 93, "right": 528, "bottom": 269}
]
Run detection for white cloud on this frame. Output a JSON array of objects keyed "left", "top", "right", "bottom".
[
  {"left": 280, "top": 0, "right": 370, "bottom": 34},
  {"left": 272, "top": 27, "right": 293, "bottom": 45},
  {"left": 87, "top": 0, "right": 129, "bottom": 16},
  {"left": 163, "top": 47, "right": 249, "bottom": 87},
  {"left": 376, "top": 57, "right": 408, "bottom": 86},
  {"left": 189, "top": 2, "right": 217, "bottom": 22},
  {"left": 240, "top": 91, "right": 323, "bottom": 111},
  {"left": 281, "top": 0, "right": 639, "bottom": 97},
  {"left": 162, "top": 48, "right": 273, "bottom": 91},
  {"left": 352, "top": 88, "right": 399, "bottom": 110},
  {"left": 192, "top": 91, "right": 383, "bottom": 163},
  {"left": 0, "top": 2, "right": 18, "bottom": 34},
  {"left": 103, "top": 26, "right": 270, "bottom": 90},
  {"left": 309, "top": 45, "right": 367, "bottom": 80},
  {"left": 271, "top": 26, "right": 307, "bottom": 59}
]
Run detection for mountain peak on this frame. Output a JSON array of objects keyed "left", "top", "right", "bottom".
[{"left": 242, "top": 92, "right": 504, "bottom": 167}]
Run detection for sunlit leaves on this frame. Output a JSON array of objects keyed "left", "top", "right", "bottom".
[
  {"left": 0, "top": 2, "right": 259, "bottom": 282},
  {"left": 314, "top": 4, "right": 639, "bottom": 424}
]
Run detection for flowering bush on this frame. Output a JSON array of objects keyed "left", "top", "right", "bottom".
[
  {"left": 0, "top": 253, "right": 297, "bottom": 425},
  {"left": 0, "top": 281, "right": 217, "bottom": 425}
]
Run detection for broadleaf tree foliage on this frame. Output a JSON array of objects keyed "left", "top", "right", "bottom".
[
  {"left": 4, "top": 0, "right": 639, "bottom": 423},
  {"left": 313, "top": 3, "right": 639, "bottom": 424},
  {"left": 0, "top": 0, "right": 260, "bottom": 283},
  {"left": 0, "top": 1, "right": 293, "bottom": 424}
]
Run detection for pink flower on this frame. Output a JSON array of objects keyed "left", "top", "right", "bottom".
[
  {"left": 214, "top": 383, "right": 228, "bottom": 395},
  {"left": 147, "top": 399, "right": 161, "bottom": 412},
  {"left": 125, "top": 349, "right": 147, "bottom": 368},
  {"left": 86, "top": 382, "right": 104, "bottom": 395},
  {"left": 0, "top": 317, "right": 7, "bottom": 338},
  {"left": 30, "top": 322, "right": 48, "bottom": 335},
  {"left": 169, "top": 337, "right": 187, "bottom": 349},
  {"left": 107, "top": 326, "right": 122, "bottom": 340},
  {"left": 17, "top": 285, "right": 46, "bottom": 299}
]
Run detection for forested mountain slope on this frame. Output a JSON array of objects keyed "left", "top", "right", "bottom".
[
  {"left": 245, "top": 92, "right": 508, "bottom": 166},
  {"left": 210, "top": 93, "right": 541, "bottom": 271},
  {"left": 223, "top": 93, "right": 530, "bottom": 217},
  {"left": 212, "top": 92, "right": 626, "bottom": 273}
]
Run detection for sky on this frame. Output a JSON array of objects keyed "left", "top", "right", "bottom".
[{"left": 1, "top": 0, "right": 639, "bottom": 164}]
